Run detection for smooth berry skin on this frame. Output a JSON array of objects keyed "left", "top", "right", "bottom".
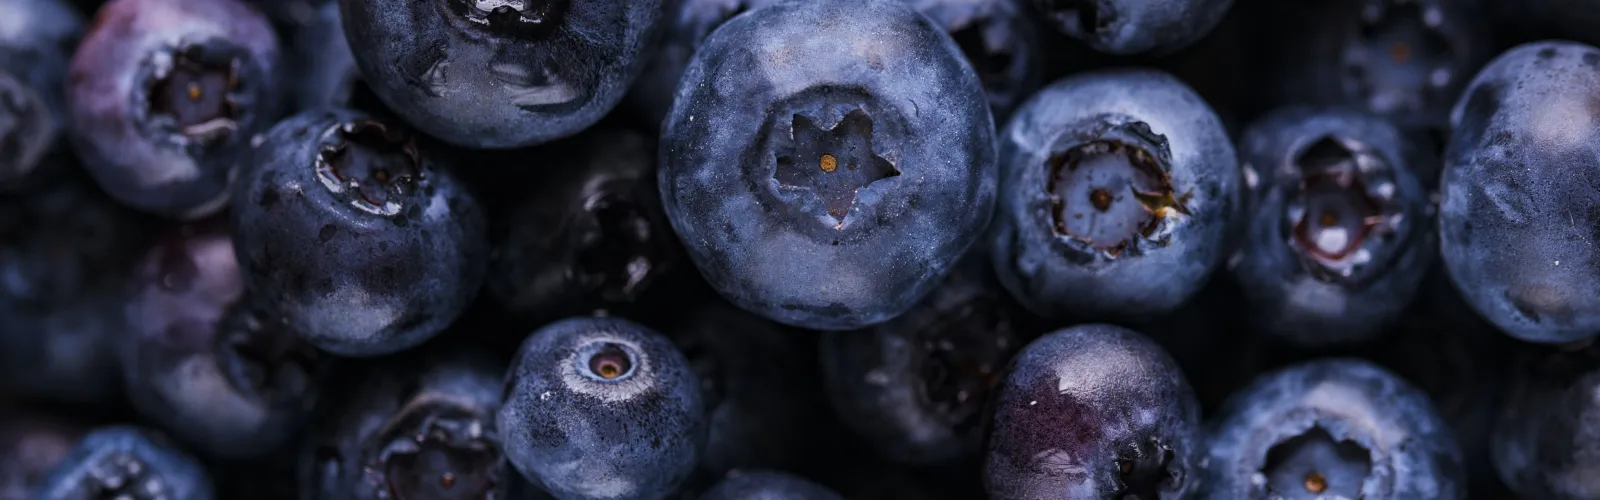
[
  {"left": 660, "top": 0, "right": 997, "bottom": 331},
  {"left": 122, "top": 220, "right": 321, "bottom": 460},
  {"left": 1492, "top": 345, "right": 1600, "bottom": 499},
  {"left": 300, "top": 347, "right": 513, "bottom": 500},
  {"left": 66, "top": 0, "right": 281, "bottom": 218},
  {"left": 338, "top": 0, "right": 665, "bottom": 149},
  {"left": 1201, "top": 359, "right": 1465, "bottom": 500},
  {"left": 230, "top": 108, "right": 489, "bottom": 357},
  {"left": 820, "top": 258, "right": 1024, "bottom": 465},
  {"left": 488, "top": 127, "right": 677, "bottom": 321},
  {"left": 33, "top": 426, "right": 212, "bottom": 500},
  {"left": 1232, "top": 107, "right": 1433, "bottom": 346},
  {"left": 0, "top": 0, "right": 83, "bottom": 187},
  {"left": 1034, "top": 0, "right": 1233, "bottom": 56},
  {"left": 0, "top": 413, "right": 88, "bottom": 499},
  {"left": 1272, "top": 0, "right": 1491, "bottom": 131},
  {"left": 699, "top": 471, "right": 843, "bottom": 500},
  {"left": 0, "top": 173, "right": 152, "bottom": 405},
  {"left": 1440, "top": 41, "right": 1600, "bottom": 344},
  {"left": 989, "top": 69, "right": 1239, "bottom": 322},
  {"left": 498, "top": 316, "right": 705, "bottom": 500},
  {"left": 982, "top": 324, "right": 1202, "bottom": 500}
]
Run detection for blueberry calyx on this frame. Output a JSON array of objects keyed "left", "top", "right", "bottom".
[
  {"left": 917, "top": 301, "right": 1014, "bottom": 430},
  {"left": 146, "top": 43, "right": 244, "bottom": 144},
  {"left": 375, "top": 403, "right": 501, "bottom": 500},
  {"left": 72, "top": 451, "right": 171, "bottom": 499},
  {"left": 1342, "top": 1, "right": 1455, "bottom": 114},
  {"left": 582, "top": 342, "right": 637, "bottom": 382},
  {"left": 1283, "top": 136, "right": 1401, "bottom": 283},
  {"left": 456, "top": 0, "right": 569, "bottom": 36},
  {"left": 1113, "top": 436, "right": 1180, "bottom": 499},
  {"left": 575, "top": 189, "right": 662, "bottom": 302},
  {"left": 0, "top": 72, "right": 51, "bottom": 178},
  {"left": 773, "top": 109, "right": 902, "bottom": 226},
  {"left": 1260, "top": 425, "right": 1372, "bottom": 499},
  {"left": 1045, "top": 118, "right": 1187, "bottom": 260},
  {"left": 215, "top": 303, "right": 320, "bottom": 405},
  {"left": 1040, "top": 0, "right": 1115, "bottom": 38},
  {"left": 314, "top": 120, "right": 422, "bottom": 216}
]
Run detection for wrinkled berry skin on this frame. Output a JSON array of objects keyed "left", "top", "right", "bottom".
[
  {"left": 982, "top": 324, "right": 1201, "bottom": 500},
  {"left": 499, "top": 316, "right": 705, "bottom": 500},
  {"left": 1440, "top": 41, "right": 1600, "bottom": 344},
  {"left": 122, "top": 220, "right": 322, "bottom": 460},
  {"left": 0, "top": 0, "right": 83, "bottom": 187},
  {"left": 0, "top": 173, "right": 152, "bottom": 405},
  {"left": 300, "top": 347, "right": 513, "bottom": 500},
  {"left": 488, "top": 127, "right": 677, "bottom": 321},
  {"left": 230, "top": 108, "right": 489, "bottom": 357},
  {"left": 821, "top": 258, "right": 1024, "bottom": 465},
  {"left": 989, "top": 69, "right": 1239, "bottom": 322},
  {"left": 66, "top": 0, "right": 281, "bottom": 218},
  {"left": 1232, "top": 107, "right": 1433, "bottom": 346},
  {"left": 1492, "top": 344, "right": 1600, "bottom": 499},
  {"left": 699, "top": 471, "right": 843, "bottom": 500},
  {"left": 338, "top": 0, "right": 665, "bottom": 149},
  {"left": 33, "top": 426, "right": 212, "bottom": 500},
  {"left": 0, "top": 413, "right": 87, "bottom": 500},
  {"left": 1201, "top": 359, "right": 1464, "bottom": 500},
  {"left": 660, "top": 0, "right": 997, "bottom": 330},
  {"left": 1272, "top": 0, "right": 1491, "bottom": 130},
  {"left": 1034, "top": 0, "right": 1233, "bottom": 55}
]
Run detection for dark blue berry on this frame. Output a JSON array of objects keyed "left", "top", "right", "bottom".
[
  {"left": 498, "top": 316, "right": 705, "bottom": 500},
  {"left": 34, "top": 426, "right": 213, "bottom": 500},
  {"left": 230, "top": 108, "right": 489, "bottom": 357},
  {"left": 1491, "top": 344, "right": 1600, "bottom": 499},
  {"left": 659, "top": 0, "right": 997, "bottom": 330}
]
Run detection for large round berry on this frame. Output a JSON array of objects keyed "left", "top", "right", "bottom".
[
  {"left": 66, "top": 0, "right": 281, "bottom": 217},
  {"left": 230, "top": 108, "right": 489, "bottom": 357},
  {"left": 659, "top": 0, "right": 996, "bottom": 330},
  {"left": 1440, "top": 41, "right": 1600, "bottom": 344},
  {"left": 338, "top": 0, "right": 665, "bottom": 149}
]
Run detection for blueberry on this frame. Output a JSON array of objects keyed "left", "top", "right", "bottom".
[
  {"left": 820, "top": 258, "right": 1025, "bottom": 465},
  {"left": 0, "top": 413, "right": 88, "bottom": 499},
  {"left": 488, "top": 127, "right": 677, "bottom": 321},
  {"left": 0, "top": 173, "right": 153, "bottom": 404},
  {"left": 1231, "top": 106, "right": 1433, "bottom": 346},
  {"left": 989, "top": 69, "right": 1239, "bottom": 322},
  {"left": 338, "top": 0, "right": 666, "bottom": 149},
  {"left": 699, "top": 471, "right": 843, "bottom": 500},
  {"left": 1033, "top": 0, "right": 1234, "bottom": 55},
  {"left": 906, "top": 0, "right": 1043, "bottom": 120},
  {"left": 1439, "top": 41, "right": 1600, "bottom": 344},
  {"left": 673, "top": 302, "right": 824, "bottom": 478},
  {"left": 0, "top": 0, "right": 83, "bottom": 187},
  {"left": 1273, "top": 0, "right": 1491, "bottom": 130},
  {"left": 301, "top": 347, "right": 512, "bottom": 499},
  {"left": 121, "top": 219, "right": 323, "bottom": 460},
  {"left": 66, "top": 0, "right": 281, "bottom": 218},
  {"left": 660, "top": 0, "right": 997, "bottom": 330},
  {"left": 498, "top": 316, "right": 705, "bottom": 500},
  {"left": 982, "top": 323, "right": 1201, "bottom": 499},
  {"left": 33, "top": 426, "right": 213, "bottom": 500},
  {"left": 230, "top": 108, "right": 489, "bottom": 357},
  {"left": 1491, "top": 343, "right": 1600, "bottom": 499},
  {"left": 1201, "top": 358, "right": 1464, "bottom": 499}
]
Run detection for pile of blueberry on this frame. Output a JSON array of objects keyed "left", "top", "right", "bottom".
[{"left": 4, "top": 0, "right": 1600, "bottom": 498}]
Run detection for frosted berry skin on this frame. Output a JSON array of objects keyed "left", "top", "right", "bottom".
[
  {"left": 1200, "top": 359, "right": 1465, "bottom": 500},
  {"left": 1440, "top": 41, "right": 1600, "bottom": 344},
  {"left": 66, "top": 0, "right": 281, "bottom": 218},
  {"left": 338, "top": 0, "right": 666, "bottom": 149},
  {"left": 0, "top": 0, "right": 83, "bottom": 187},
  {"left": 659, "top": 0, "right": 997, "bottom": 331},
  {"left": 498, "top": 316, "right": 705, "bottom": 500},
  {"left": 230, "top": 108, "right": 489, "bottom": 357},
  {"left": 982, "top": 323, "right": 1202, "bottom": 500},
  {"left": 1232, "top": 106, "right": 1434, "bottom": 347},
  {"left": 989, "top": 69, "right": 1239, "bottom": 322}
]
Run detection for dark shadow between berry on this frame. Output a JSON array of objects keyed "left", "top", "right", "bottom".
[{"left": 916, "top": 301, "right": 1015, "bottom": 434}]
